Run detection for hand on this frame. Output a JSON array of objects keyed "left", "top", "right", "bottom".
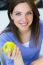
[
  {"left": 30, "top": 57, "right": 43, "bottom": 65},
  {"left": 7, "top": 46, "right": 24, "bottom": 65},
  {"left": 0, "top": 48, "right": 2, "bottom": 54}
]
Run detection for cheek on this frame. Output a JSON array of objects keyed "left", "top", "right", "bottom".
[
  {"left": 27, "top": 15, "right": 33, "bottom": 22},
  {"left": 27, "top": 16, "right": 33, "bottom": 26},
  {"left": 13, "top": 17, "right": 20, "bottom": 25},
  {"left": 13, "top": 15, "right": 20, "bottom": 22}
]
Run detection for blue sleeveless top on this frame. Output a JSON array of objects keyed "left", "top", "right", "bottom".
[{"left": 0, "top": 22, "right": 43, "bottom": 65}]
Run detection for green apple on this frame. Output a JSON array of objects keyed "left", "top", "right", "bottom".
[{"left": 2, "top": 41, "right": 16, "bottom": 54}]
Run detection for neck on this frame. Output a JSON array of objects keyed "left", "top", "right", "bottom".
[{"left": 19, "top": 29, "right": 31, "bottom": 44}]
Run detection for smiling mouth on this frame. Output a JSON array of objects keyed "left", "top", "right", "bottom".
[{"left": 19, "top": 23, "right": 28, "bottom": 26}]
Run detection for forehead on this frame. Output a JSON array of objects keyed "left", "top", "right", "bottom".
[{"left": 13, "top": 2, "right": 32, "bottom": 12}]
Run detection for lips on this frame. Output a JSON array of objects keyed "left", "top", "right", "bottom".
[{"left": 19, "top": 22, "right": 28, "bottom": 26}]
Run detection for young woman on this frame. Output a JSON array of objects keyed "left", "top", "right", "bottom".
[{"left": 0, "top": 0, "right": 43, "bottom": 65}]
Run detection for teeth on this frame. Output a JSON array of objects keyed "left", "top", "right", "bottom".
[
  {"left": 22, "top": 24, "right": 27, "bottom": 25},
  {"left": 20, "top": 23, "right": 27, "bottom": 26}
]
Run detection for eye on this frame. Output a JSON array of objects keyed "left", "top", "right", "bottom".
[
  {"left": 15, "top": 12, "right": 21, "bottom": 16},
  {"left": 26, "top": 11, "right": 33, "bottom": 15}
]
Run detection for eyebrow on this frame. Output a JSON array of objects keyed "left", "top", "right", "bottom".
[
  {"left": 14, "top": 11, "right": 22, "bottom": 13},
  {"left": 14, "top": 10, "right": 33, "bottom": 13}
]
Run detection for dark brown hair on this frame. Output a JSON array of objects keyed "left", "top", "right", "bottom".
[{"left": 7, "top": 0, "right": 40, "bottom": 45}]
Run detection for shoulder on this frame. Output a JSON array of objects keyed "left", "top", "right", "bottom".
[
  {"left": 0, "top": 31, "right": 13, "bottom": 40},
  {"left": 38, "top": 20, "right": 43, "bottom": 45},
  {"left": 0, "top": 31, "right": 14, "bottom": 48},
  {"left": 39, "top": 20, "right": 43, "bottom": 56},
  {"left": 39, "top": 20, "right": 43, "bottom": 39},
  {"left": 39, "top": 20, "right": 43, "bottom": 31},
  {"left": 40, "top": 20, "right": 43, "bottom": 30}
]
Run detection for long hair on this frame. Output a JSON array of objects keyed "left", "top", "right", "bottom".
[{"left": 7, "top": 0, "right": 40, "bottom": 45}]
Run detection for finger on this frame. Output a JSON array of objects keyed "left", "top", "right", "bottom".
[
  {"left": 15, "top": 47, "right": 22, "bottom": 59},
  {"left": 0, "top": 48, "right": 2, "bottom": 52},
  {"left": 7, "top": 49, "right": 12, "bottom": 59},
  {"left": 11, "top": 45, "right": 17, "bottom": 59},
  {"left": 15, "top": 47, "right": 20, "bottom": 56}
]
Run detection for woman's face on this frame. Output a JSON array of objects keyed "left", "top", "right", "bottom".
[{"left": 10, "top": 2, "right": 33, "bottom": 32}]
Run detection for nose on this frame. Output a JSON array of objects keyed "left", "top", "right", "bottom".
[{"left": 22, "top": 15, "right": 27, "bottom": 22}]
